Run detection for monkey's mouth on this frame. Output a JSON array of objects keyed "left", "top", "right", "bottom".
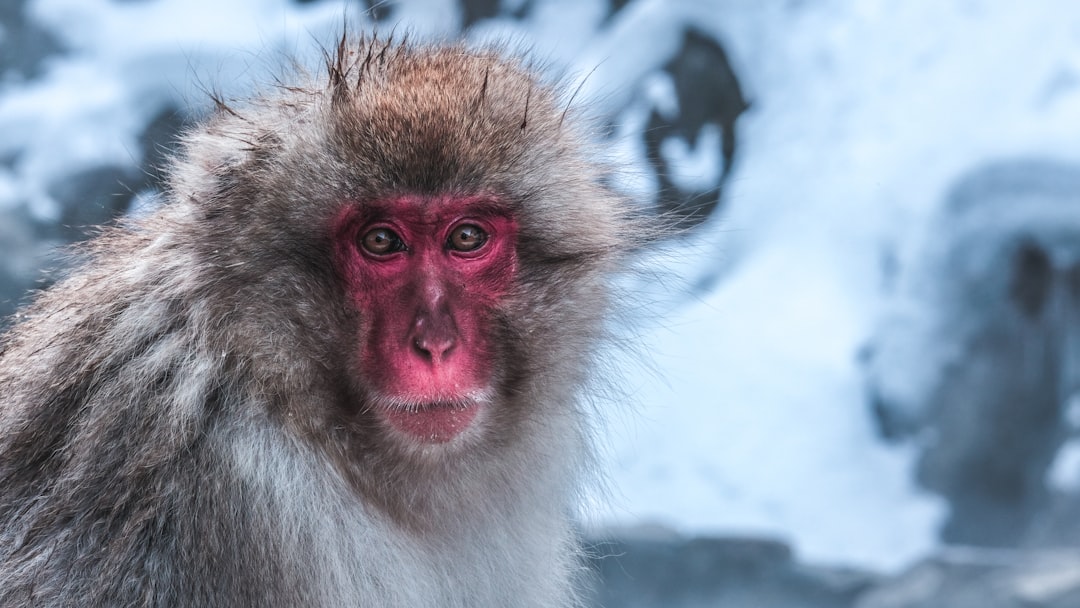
[{"left": 374, "top": 395, "right": 485, "bottom": 444}]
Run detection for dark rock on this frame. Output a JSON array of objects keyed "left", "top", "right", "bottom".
[
  {"left": 587, "top": 533, "right": 1080, "bottom": 608},
  {"left": 460, "top": 0, "right": 501, "bottom": 27},
  {"left": 643, "top": 27, "right": 748, "bottom": 231},
  {"left": 0, "top": 0, "right": 65, "bottom": 81},
  {"left": 587, "top": 529, "right": 875, "bottom": 608},
  {"left": 855, "top": 548, "right": 1080, "bottom": 608},
  {"left": 608, "top": 0, "right": 632, "bottom": 18}
]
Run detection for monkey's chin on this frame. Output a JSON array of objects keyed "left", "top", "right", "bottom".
[{"left": 376, "top": 396, "right": 484, "bottom": 444}]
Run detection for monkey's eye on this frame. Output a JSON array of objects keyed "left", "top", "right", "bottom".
[
  {"left": 447, "top": 224, "right": 487, "bottom": 252},
  {"left": 360, "top": 228, "right": 406, "bottom": 255}
]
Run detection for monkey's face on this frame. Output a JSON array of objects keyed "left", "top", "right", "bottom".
[{"left": 333, "top": 194, "right": 518, "bottom": 445}]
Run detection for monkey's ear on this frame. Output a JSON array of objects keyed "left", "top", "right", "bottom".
[{"left": 1009, "top": 239, "right": 1053, "bottom": 320}]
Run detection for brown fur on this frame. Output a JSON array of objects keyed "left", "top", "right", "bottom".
[{"left": 0, "top": 36, "right": 639, "bottom": 606}]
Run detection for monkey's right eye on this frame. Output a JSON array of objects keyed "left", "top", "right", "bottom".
[{"left": 360, "top": 228, "right": 406, "bottom": 255}]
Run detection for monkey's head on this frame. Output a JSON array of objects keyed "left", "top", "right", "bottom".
[
  {"left": 169, "top": 38, "right": 634, "bottom": 471},
  {"left": 0, "top": 36, "right": 641, "bottom": 598}
]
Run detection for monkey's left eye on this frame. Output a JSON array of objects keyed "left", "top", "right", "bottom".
[
  {"left": 361, "top": 228, "right": 406, "bottom": 255},
  {"left": 447, "top": 224, "right": 487, "bottom": 252}
]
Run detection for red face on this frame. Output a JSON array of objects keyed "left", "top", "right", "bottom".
[{"left": 333, "top": 195, "right": 518, "bottom": 445}]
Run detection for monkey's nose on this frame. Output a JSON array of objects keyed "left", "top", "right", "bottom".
[
  {"left": 413, "top": 333, "right": 456, "bottom": 363},
  {"left": 411, "top": 316, "right": 457, "bottom": 364}
]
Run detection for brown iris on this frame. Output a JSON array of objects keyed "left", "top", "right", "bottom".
[
  {"left": 361, "top": 228, "right": 405, "bottom": 255},
  {"left": 447, "top": 224, "right": 487, "bottom": 252}
]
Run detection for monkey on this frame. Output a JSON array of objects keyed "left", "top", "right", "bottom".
[{"left": 0, "top": 35, "right": 642, "bottom": 606}]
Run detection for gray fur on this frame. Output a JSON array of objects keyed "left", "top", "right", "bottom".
[{"left": 0, "top": 36, "right": 638, "bottom": 606}]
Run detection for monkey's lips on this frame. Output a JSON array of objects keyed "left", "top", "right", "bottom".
[{"left": 378, "top": 398, "right": 481, "bottom": 444}]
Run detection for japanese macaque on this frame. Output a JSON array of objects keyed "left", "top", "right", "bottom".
[{"left": 0, "top": 36, "right": 639, "bottom": 606}]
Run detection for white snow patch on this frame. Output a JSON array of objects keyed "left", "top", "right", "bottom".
[
  {"left": 660, "top": 124, "right": 723, "bottom": 192},
  {"left": 1048, "top": 440, "right": 1080, "bottom": 493}
]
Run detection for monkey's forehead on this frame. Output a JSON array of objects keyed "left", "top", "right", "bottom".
[
  {"left": 319, "top": 48, "right": 567, "bottom": 182},
  {"left": 346, "top": 193, "right": 511, "bottom": 220}
]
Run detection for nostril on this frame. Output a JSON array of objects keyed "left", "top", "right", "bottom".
[{"left": 413, "top": 333, "right": 456, "bottom": 363}]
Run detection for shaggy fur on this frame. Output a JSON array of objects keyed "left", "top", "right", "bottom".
[{"left": 0, "top": 36, "right": 636, "bottom": 606}]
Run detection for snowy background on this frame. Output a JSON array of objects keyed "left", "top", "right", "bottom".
[{"left": 4, "top": 0, "right": 1080, "bottom": 598}]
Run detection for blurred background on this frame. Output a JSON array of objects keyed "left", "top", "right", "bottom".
[{"left": 3, "top": 0, "right": 1080, "bottom": 606}]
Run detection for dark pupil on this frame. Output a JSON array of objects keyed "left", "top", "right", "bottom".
[
  {"left": 362, "top": 229, "right": 401, "bottom": 254},
  {"left": 451, "top": 225, "right": 485, "bottom": 251}
]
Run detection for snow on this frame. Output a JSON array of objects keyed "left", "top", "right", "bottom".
[
  {"left": 583, "top": 0, "right": 1080, "bottom": 571},
  {"left": 1050, "top": 396, "right": 1080, "bottom": 492},
  {"left": 7, "top": 0, "right": 1080, "bottom": 574},
  {"left": 1048, "top": 440, "right": 1080, "bottom": 493},
  {"left": 660, "top": 123, "right": 724, "bottom": 192}
]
